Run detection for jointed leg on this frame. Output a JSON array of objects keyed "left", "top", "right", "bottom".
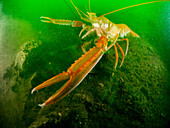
[
  {"left": 114, "top": 44, "right": 118, "bottom": 69},
  {"left": 79, "top": 26, "right": 91, "bottom": 37},
  {"left": 117, "top": 38, "right": 129, "bottom": 55},
  {"left": 107, "top": 34, "right": 124, "bottom": 69},
  {"left": 81, "top": 28, "right": 96, "bottom": 39},
  {"left": 31, "top": 71, "right": 70, "bottom": 94},
  {"left": 81, "top": 41, "right": 92, "bottom": 53},
  {"left": 116, "top": 42, "right": 124, "bottom": 67},
  {"left": 107, "top": 34, "right": 119, "bottom": 51},
  {"left": 97, "top": 28, "right": 104, "bottom": 36},
  {"left": 40, "top": 16, "right": 83, "bottom": 27},
  {"left": 41, "top": 16, "right": 74, "bottom": 25},
  {"left": 39, "top": 76, "right": 73, "bottom": 107}
]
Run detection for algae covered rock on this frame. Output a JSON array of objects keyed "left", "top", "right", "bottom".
[{"left": 2, "top": 36, "right": 169, "bottom": 128}]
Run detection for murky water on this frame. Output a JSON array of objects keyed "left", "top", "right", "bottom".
[{"left": 0, "top": 0, "right": 170, "bottom": 127}]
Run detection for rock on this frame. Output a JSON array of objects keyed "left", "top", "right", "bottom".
[{"left": 2, "top": 36, "right": 169, "bottom": 128}]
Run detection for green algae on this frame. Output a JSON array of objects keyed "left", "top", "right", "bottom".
[{"left": 2, "top": 31, "right": 169, "bottom": 127}]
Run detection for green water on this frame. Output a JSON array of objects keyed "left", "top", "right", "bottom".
[{"left": 0, "top": 0, "right": 170, "bottom": 127}]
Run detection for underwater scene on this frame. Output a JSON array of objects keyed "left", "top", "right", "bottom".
[{"left": 0, "top": 0, "right": 170, "bottom": 127}]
